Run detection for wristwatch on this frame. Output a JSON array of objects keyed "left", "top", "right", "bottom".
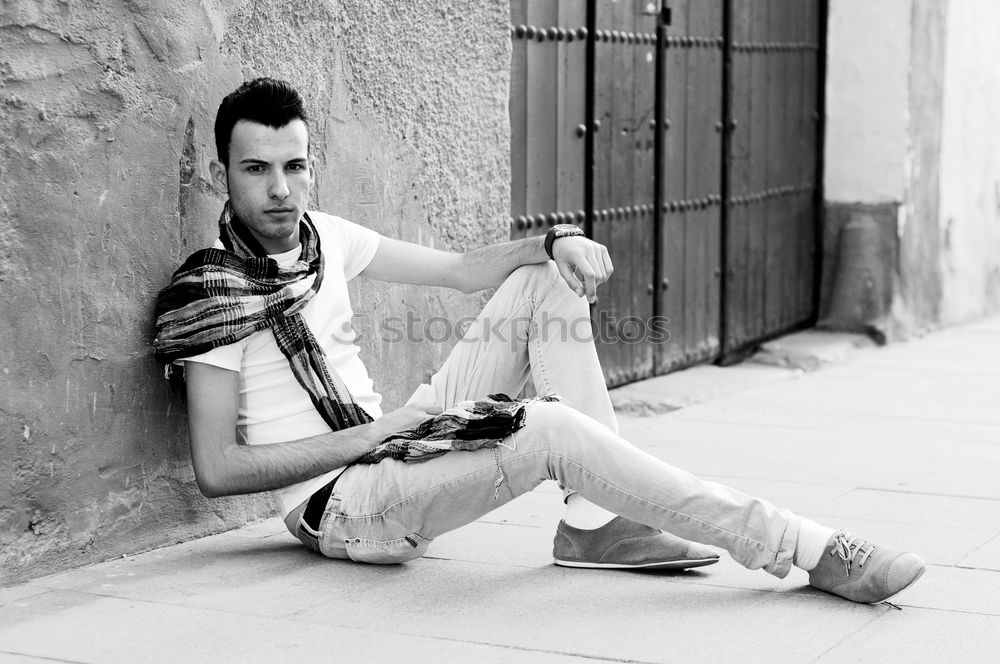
[{"left": 544, "top": 224, "right": 586, "bottom": 259}]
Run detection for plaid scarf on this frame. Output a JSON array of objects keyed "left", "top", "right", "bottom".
[
  {"left": 360, "top": 393, "right": 559, "bottom": 464},
  {"left": 153, "top": 205, "right": 556, "bottom": 484},
  {"left": 153, "top": 203, "right": 373, "bottom": 432},
  {"left": 363, "top": 393, "right": 560, "bottom": 497}
]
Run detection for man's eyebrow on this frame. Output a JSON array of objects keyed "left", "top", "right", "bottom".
[{"left": 237, "top": 157, "right": 307, "bottom": 166}]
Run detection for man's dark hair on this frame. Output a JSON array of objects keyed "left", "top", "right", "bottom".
[{"left": 214, "top": 77, "right": 309, "bottom": 166}]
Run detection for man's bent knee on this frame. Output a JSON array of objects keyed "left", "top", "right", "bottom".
[
  {"left": 521, "top": 401, "right": 602, "bottom": 448},
  {"left": 504, "top": 261, "right": 562, "bottom": 294},
  {"left": 501, "top": 263, "right": 589, "bottom": 332}
]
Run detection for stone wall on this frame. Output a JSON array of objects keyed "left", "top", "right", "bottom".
[{"left": 0, "top": 0, "right": 510, "bottom": 584}]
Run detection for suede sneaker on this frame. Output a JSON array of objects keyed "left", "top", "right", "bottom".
[
  {"left": 808, "top": 531, "right": 926, "bottom": 604},
  {"left": 553, "top": 516, "right": 720, "bottom": 570}
]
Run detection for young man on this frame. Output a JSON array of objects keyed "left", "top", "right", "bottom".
[{"left": 154, "top": 78, "right": 925, "bottom": 603}]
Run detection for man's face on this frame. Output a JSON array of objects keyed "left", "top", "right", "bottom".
[{"left": 211, "top": 119, "right": 313, "bottom": 254}]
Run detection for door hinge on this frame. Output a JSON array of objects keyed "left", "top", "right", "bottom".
[{"left": 662, "top": 5, "right": 672, "bottom": 26}]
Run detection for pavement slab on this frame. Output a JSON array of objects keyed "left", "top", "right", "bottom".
[
  {"left": 610, "top": 364, "right": 799, "bottom": 415},
  {"left": 959, "top": 532, "right": 1000, "bottom": 571},
  {"left": 620, "top": 416, "right": 1000, "bottom": 500},
  {"left": 808, "top": 489, "right": 1000, "bottom": 531},
  {"left": 291, "top": 558, "right": 883, "bottom": 664},
  {"left": 896, "top": 564, "right": 1000, "bottom": 616},
  {"left": 698, "top": 475, "right": 856, "bottom": 515},
  {"left": 963, "top": 317, "right": 1000, "bottom": 334},
  {"left": 0, "top": 584, "right": 51, "bottom": 608},
  {"left": 812, "top": 608, "right": 1000, "bottom": 664},
  {"left": 0, "top": 588, "right": 602, "bottom": 664},
  {"left": 3, "top": 316, "right": 999, "bottom": 663},
  {"left": 0, "top": 654, "right": 63, "bottom": 664}
]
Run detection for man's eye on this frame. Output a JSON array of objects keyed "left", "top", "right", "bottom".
[
  {"left": 247, "top": 165, "right": 265, "bottom": 173},
  {"left": 287, "top": 164, "right": 305, "bottom": 171}
]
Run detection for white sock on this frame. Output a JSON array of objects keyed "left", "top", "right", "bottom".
[
  {"left": 794, "top": 518, "right": 837, "bottom": 571},
  {"left": 563, "top": 493, "right": 617, "bottom": 530}
]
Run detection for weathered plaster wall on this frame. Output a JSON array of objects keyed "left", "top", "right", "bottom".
[
  {"left": 896, "top": 0, "right": 947, "bottom": 327},
  {"left": 823, "top": 0, "right": 1000, "bottom": 333},
  {"left": 937, "top": 0, "right": 1000, "bottom": 322},
  {"left": 1, "top": 0, "right": 510, "bottom": 584},
  {"left": 821, "top": 0, "right": 913, "bottom": 334},
  {"left": 824, "top": 0, "right": 912, "bottom": 204}
]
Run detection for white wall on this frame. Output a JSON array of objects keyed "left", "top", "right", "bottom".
[
  {"left": 825, "top": 0, "right": 1000, "bottom": 325},
  {"left": 824, "top": 0, "right": 912, "bottom": 203},
  {"left": 937, "top": 0, "right": 1000, "bottom": 322}
]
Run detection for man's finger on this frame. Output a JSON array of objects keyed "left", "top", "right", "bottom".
[
  {"left": 556, "top": 260, "right": 584, "bottom": 297},
  {"left": 586, "top": 254, "right": 606, "bottom": 285},
  {"left": 601, "top": 246, "right": 614, "bottom": 277},
  {"left": 578, "top": 265, "right": 597, "bottom": 302}
]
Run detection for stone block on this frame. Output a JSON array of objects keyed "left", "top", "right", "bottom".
[{"left": 750, "top": 329, "right": 876, "bottom": 371}]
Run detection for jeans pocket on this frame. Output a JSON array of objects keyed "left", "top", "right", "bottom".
[{"left": 344, "top": 533, "right": 432, "bottom": 565}]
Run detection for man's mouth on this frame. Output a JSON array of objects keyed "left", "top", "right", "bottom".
[{"left": 265, "top": 207, "right": 294, "bottom": 214}]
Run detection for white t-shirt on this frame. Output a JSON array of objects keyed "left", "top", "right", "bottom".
[{"left": 182, "top": 210, "right": 383, "bottom": 517}]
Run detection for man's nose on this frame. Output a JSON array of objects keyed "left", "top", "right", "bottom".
[{"left": 268, "top": 172, "right": 289, "bottom": 200}]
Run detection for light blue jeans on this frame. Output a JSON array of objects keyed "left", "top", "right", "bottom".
[{"left": 316, "top": 263, "right": 799, "bottom": 578}]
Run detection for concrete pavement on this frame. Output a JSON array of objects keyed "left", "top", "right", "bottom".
[{"left": 2, "top": 317, "right": 998, "bottom": 663}]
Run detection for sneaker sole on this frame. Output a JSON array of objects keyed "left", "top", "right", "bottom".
[{"left": 553, "top": 557, "right": 720, "bottom": 571}]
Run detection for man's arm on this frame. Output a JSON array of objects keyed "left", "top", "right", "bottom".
[
  {"left": 185, "top": 361, "right": 439, "bottom": 497},
  {"left": 362, "top": 233, "right": 613, "bottom": 302}
]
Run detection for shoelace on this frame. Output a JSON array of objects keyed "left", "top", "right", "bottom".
[{"left": 831, "top": 532, "right": 877, "bottom": 577}]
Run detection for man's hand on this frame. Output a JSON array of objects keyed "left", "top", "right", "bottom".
[
  {"left": 186, "top": 362, "right": 444, "bottom": 497},
  {"left": 366, "top": 402, "right": 443, "bottom": 441},
  {"left": 552, "top": 236, "right": 614, "bottom": 303}
]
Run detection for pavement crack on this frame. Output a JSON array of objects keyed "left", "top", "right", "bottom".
[
  {"left": 473, "top": 519, "right": 544, "bottom": 529},
  {"left": 809, "top": 486, "right": 859, "bottom": 512},
  {"left": 808, "top": 610, "right": 892, "bottom": 662},
  {"left": 927, "top": 562, "right": 1000, "bottom": 574},
  {"left": 301, "top": 622, "right": 664, "bottom": 664},
  {"left": 856, "top": 486, "right": 1000, "bottom": 502},
  {"left": 421, "top": 554, "right": 539, "bottom": 569},
  {"left": 888, "top": 603, "right": 1000, "bottom": 618},
  {"left": 0, "top": 650, "right": 90, "bottom": 664}
]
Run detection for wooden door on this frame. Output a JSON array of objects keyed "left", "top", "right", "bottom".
[
  {"left": 656, "top": 0, "right": 725, "bottom": 374},
  {"left": 507, "top": 0, "right": 825, "bottom": 386},
  {"left": 591, "top": 0, "right": 660, "bottom": 386},
  {"left": 509, "top": 0, "right": 589, "bottom": 240},
  {"left": 723, "top": 0, "right": 823, "bottom": 357}
]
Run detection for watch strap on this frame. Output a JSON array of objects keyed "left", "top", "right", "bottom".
[{"left": 544, "top": 224, "right": 586, "bottom": 259}]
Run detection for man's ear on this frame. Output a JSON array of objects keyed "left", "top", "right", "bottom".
[
  {"left": 309, "top": 155, "right": 317, "bottom": 187},
  {"left": 209, "top": 159, "right": 229, "bottom": 195}
]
